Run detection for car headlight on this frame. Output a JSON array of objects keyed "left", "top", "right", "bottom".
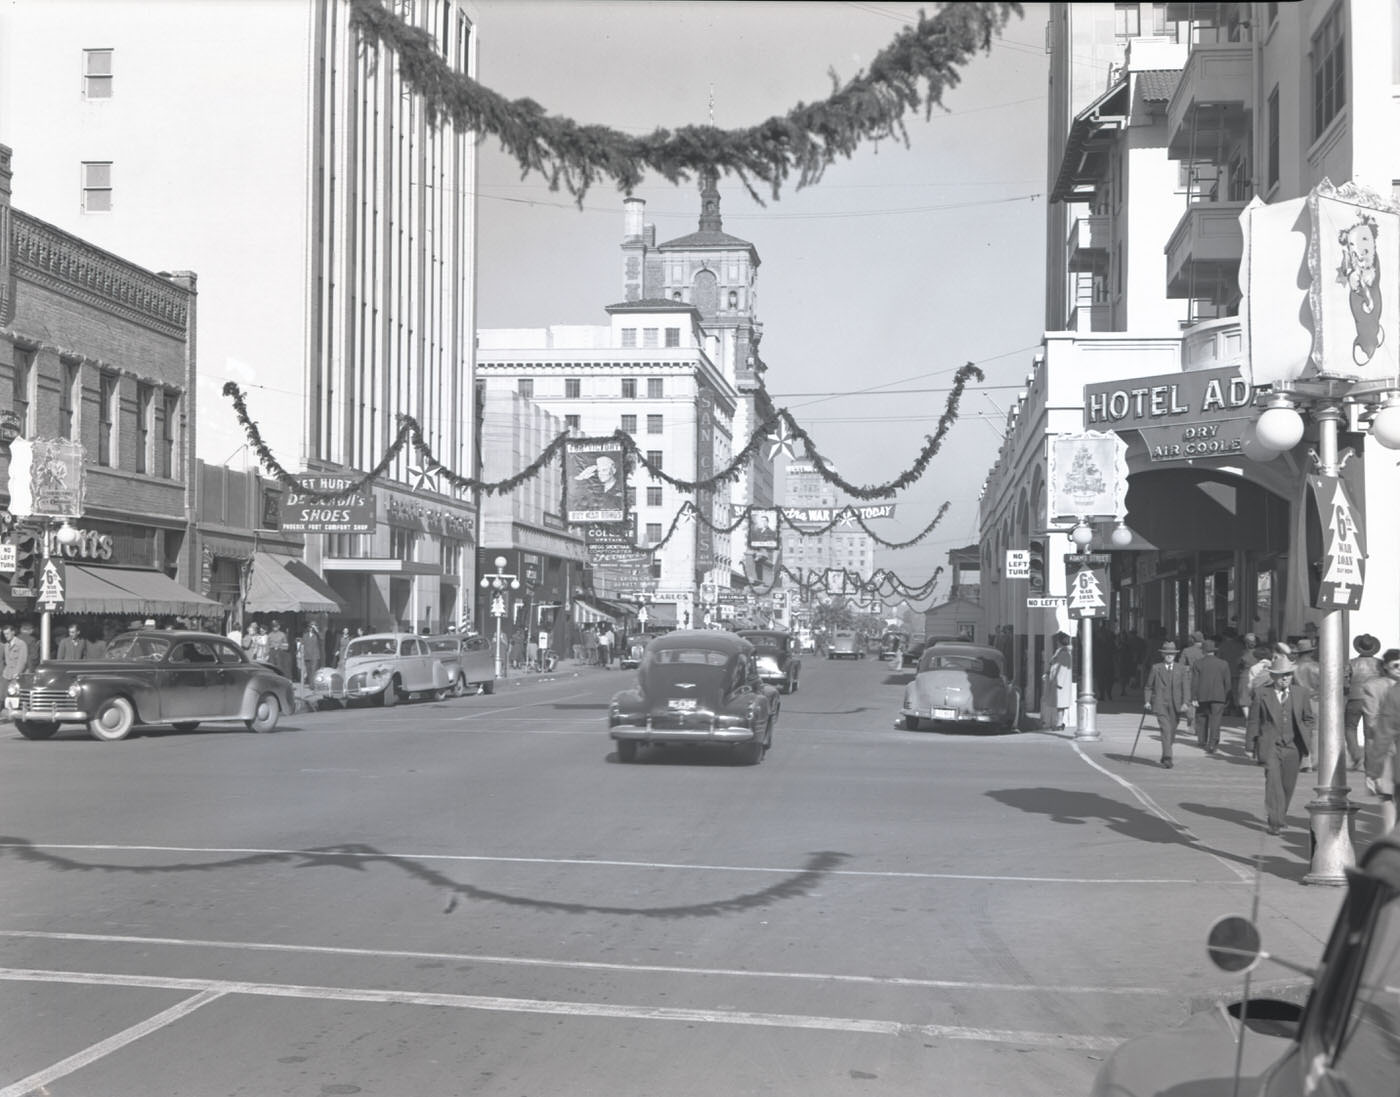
[
  {"left": 5, "top": 682, "right": 16, "bottom": 697},
  {"left": 68, "top": 683, "right": 81, "bottom": 698}
]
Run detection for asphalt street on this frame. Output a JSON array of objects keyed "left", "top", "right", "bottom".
[{"left": 0, "top": 653, "right": 1380, "bottom": 1097}]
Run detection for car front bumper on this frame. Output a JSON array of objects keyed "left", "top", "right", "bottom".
[{"left": 5, "top": 698, "right": 89, "bottom": 723}]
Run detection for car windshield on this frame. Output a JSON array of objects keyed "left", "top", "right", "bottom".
[
  {"left": 104, "top": 634, "right": 172, "bottom": 662},
  {"left": 347, "top": 637, "right": 396, "bottom": 658}
]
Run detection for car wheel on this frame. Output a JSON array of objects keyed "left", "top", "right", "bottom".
[
  {"left": 616, "top": 740, "right": 638, "bottom": 763},
  {"left": 477, "top": 680, "right": 494, "bottom": 696},
  {"left": 14, "top": 720, "right": 58, "bottom": 740},
  {"left": 1002, "top": 697, "right": 1022, "bottom": 733},
  {"left": 380, "top": 678, "right": 400, "bottom": 707},
  {"left": 246, "top": 693, "right": 281, "bottom": 733},
  {"left": 171, "top": 721, "right": 201, "bottom": 732},
  {"left": 763, "top": 715, "right": 774, "bottom": 753},
  {"left": 790, "top": 674, "right": 798, "bottom": 694},
  {"left": 89, "top": 697, "right": 136, "bottom": 742},
  {"left": 449, "top": 675, "right": 468, "bottom": 699},
  {"left": 904, "top": 715, "right": 922, "bottom": 731}
]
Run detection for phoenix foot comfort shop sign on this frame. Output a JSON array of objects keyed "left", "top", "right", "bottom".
[{"left": 1083, "top": 367, "right": 1256, "bottom": 462}]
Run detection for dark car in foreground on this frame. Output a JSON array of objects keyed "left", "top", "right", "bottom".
[
  {"left": 1091, "top": 831, "right": 1400, "bottom": 1096},
  {"left": 735, "top": 629, "right": 801, "bottom": 693},
  {"left": 899, "top": 641, "right": 1020, "bottom": 732},
  {"left": 607, "top": 630, "right": 780, "bottom": 764},
  {"left": 5, "top": 630, "right": 295, "bottom": 741}
]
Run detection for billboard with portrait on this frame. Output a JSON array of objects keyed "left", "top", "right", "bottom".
[
  {"left": 564, "top": 439, "right": 627, "bottom": 525},
  {"left": 747, "top": 507, "right": 779, "bottom": 550}
]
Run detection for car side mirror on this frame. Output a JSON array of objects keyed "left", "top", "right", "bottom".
[{"left": 1206, "top": 915, "right": 1263, "bottom": 973}]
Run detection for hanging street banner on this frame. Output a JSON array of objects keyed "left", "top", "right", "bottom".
[
  {"left": 281, "top": 475, "right": 376, "bottom": 534},
  {"left": 1083, "top": 367, "right": 1258, "bottom": 463},
  {"left": 7, "top": 437, "right": 86, "bottom": 518},
  {"left": 1064, "top": 553, "right": 1110, "bottom": 620},
  {"left": 783, "top": 503, "right": 896, "bottom": 526},
  {"left": 564, "top": 438, "right": 627, "bottom": 525},
  {"left": 748, "top": 507, "right": 780, "bottom": 550},
  {"left": 1308, "top": 473, "right": 1365, "bottom": 610}
]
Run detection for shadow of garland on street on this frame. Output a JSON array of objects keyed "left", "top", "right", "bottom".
[{"left": 0, "top": 837, "right": 850, "bottom": 920}]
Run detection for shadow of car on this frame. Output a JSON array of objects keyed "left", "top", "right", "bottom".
[
  {"left": 607, "top": 630, "right": 780, "bottom": 765},
  {"left": 735, "top": 629, "right": 802, "bottom": 693},
  {"left": 5, "top": 630, "right": 295, "bottom": 742},
  {"left": 899, "top": 641, "right": 1020, "bottom": 732}
]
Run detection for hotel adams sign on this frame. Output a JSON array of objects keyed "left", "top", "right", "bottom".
[{"left": 1083, "top": 366, "right": 1256, "bottom": 462}]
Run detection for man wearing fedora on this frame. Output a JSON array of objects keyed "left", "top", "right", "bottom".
[
  {"left": 1145, "top": 641, "right": 1191, "bottom": 768},
  {"left": 1246, "top": 653, "right": 1315, "bottom": 835},
  {"left": 1345, "top": 634, "right": 1385, "bottom": 771},
  {"left": 1191, "top": 639, "right": 1233, "bottom": 755},
  {"left": 1292, "top": 636, "right": 1321, "bottom": 769}
]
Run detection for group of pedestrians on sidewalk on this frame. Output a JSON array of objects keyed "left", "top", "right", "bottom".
[{"left": 1142, "top": 627, "right": 1399, "bottom": 839}]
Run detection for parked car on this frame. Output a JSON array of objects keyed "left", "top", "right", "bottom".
[
  {"left": 735, "top": 629, "right": 802, "bottom": 693},
  {"left": 312, "top": 631, "right": 466, "bottom": 706},
  {"left": 607, "top": 629, "right": 780, "bottom": 764},
  {"left": 422, "top": 632, "right": 495, "bottom": 695},
  {"left": 1090, "top": 830, "right": 1400, "bottom": 1097},
  {"left": 899, "top": 641, "right": 1020, "bottom": 732},
  {"left": 620, "top": 629, "right": 670, "bottom": 671},
  {"left": 900, "top": 640, "right": 927, "bottom": 669},
  {"left": 828, "top": 629, "right": 863, "bottom": 659},
  {"left": 4, "top": 629, "right": 295, "bottom": 742}
]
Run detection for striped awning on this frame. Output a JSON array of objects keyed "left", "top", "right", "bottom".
[{"left": 572, "top": 597, "right": 615, "bottom": 625}]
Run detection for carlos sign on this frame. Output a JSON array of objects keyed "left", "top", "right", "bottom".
[{"left": 1083, "top": 367, "right": 1256, "bottom": 463}]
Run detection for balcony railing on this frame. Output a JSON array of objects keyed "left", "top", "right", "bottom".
[
  {"left": 1066, "top": 214, "right": 1110, "bottom": 273},
  {"left": 1166, "top": 43, "right": 1252, "bottom": 160},
  {"left": 1165, "top": 200, "right": 1245, "bottom": 301},
  {"left": 1067, "top": 303, "right": 1113, "bottom": 333},
  {"left": 1180, "top": 316, "right": 1243, "bottom": 371}
]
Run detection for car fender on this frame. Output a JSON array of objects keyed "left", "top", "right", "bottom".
[
  {"left": 72, "top": 673, "right": 158, "bottom": 722},
  {"left": 234, "top": 676, "right": 293, "bottom": 718}
]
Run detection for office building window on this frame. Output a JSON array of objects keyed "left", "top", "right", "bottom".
[
  {"left": 645, "top": 523, "right": 663, "bottom": 543},
  {"left": 646, "top": 486, "right": 663, "bottom": 507},
  {"left": 620, "top": 414, "right": 637, "bottom": 433},
  {"left": 82, "top": 161, "right": 112, "bottom": 212},
  {"left": 650, "top": 559, "right": 663, "bottom": 580},
  {"left": 136, "top": 382, "right": 153, "bottom": 474},
  {"left": 1311, "top": 4, "right": 1346, "bottom": 140},
  {"left": 647, "top": 377, "right": 663, "bottom": 398},
  {"left": 664, "top": 327, "right": 680, "bottom": 347},
  {"left": 160, "top": 392, "right": 179, "bottom": 478},
  {"left": 1113, "top": 2, "right": 1139, "bottom": 38},
  {"left": 13, "top": 347, "right": 33, "bottom": 436},
  {"left": 517, "top": 378, "right": 533, "bottom": 397},
  {"left": 646, "top": 414, "right": 663, "bottom": 434},
  {"left": 60, "top": 360, "right": 79, "bottom": 440},
  {"left": 621, "top": 378, "right": 637, "bottom": 398},
  {"left": 646, "top": 449, "right": 663, "bottom": 471},
  {"left": 565, "top": 414, "right": 580, "bottom": 430},
  {"left": 620, "top": 328, "right": 637, "bottom": 347},
  {"left": 83, "top": 49, "right": 113, "bottom": 98},
  {"left": 442, "top": 538, "right": 464, "bottom": 574},
  {"left": 565, "top": 377, "right": 581, "bottom": 399},
  {"left": 1267, "top": 86, "right": 1280, "bottom": 189},
  {"left": 98, "top": 372, "right": 117, "bottom": 466},
  {"left": 642, "top": 328, "right": 659, "bottom": 348},
  {"left": 389, "top": 527, "right": 419, "bottom": 561}
]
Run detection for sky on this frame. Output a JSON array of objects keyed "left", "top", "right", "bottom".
[{"left": 471, "top": 1, "right": 1052, "bottom": 606}]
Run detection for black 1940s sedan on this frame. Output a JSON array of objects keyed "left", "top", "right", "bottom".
[
  {"left": 607, "top": 630, "right": 780, "bottom": 765},
  {"left": 5, "top": 630, "right": 296, "bottom": 742},
  {"left": 734, "top": 629, "right": 802, "bottom": 693}
]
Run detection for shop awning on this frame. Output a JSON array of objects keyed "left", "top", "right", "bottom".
[
  {"left": 572, "top": 596, "right": 616, "bottom": 625},
  {"left": 245, "top": 552, "right": 346, "bottom": 615},
  {"left": 63, "top": 565, "right": 224, "bottom": 618}
]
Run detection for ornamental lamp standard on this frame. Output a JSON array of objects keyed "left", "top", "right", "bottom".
[
  {"left": 479, "top": 555, "right": 519, "bottom": 678},
  {"left": 1237, "top": 179, "right": 1400, "bottom": 884}
]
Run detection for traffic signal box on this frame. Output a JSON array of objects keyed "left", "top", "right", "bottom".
[
  {"left": 1027, "top": 540, "right": 1045, "bottom": 593},
  {"left": 11, "top": 531, "right": 39, "bottom": 597}
]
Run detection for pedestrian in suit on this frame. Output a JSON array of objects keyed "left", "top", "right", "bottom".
[
  {"left": 1144, "top": 640, "right": 1191, "bottom": 768},
  {"left": 1246, "top": 654, "right": 1315, "bottom": 835},
  {"left": 1292, "top": 636, "right": 1321, "bottom": 770},
  {"left": 1192, "top": 639, "right": 1233, "bottom": 754},
  {"left": 1345, "top": 634, "right": 1385, "bottom": 770},
  {"left": 1180, "top": 631, "right": 1206, "bottom": 729}
]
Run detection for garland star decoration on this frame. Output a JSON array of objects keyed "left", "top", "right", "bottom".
[
  {"left": 764, "top": 419, "right": 799, "bottom": 462},
  {"left": 346, "top": 0, "right": 1023, "bottom": 204}
]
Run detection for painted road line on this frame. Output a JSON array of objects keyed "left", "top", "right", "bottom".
[
  {"left": 0, "top": 841, "right": 1237, "bottom": 886},
  {"left": 0, "top": 967, "right": 1120, "bottom": 1053},
  {"left": 0, "top": 930, "right": 1176, "bottom": 997}
]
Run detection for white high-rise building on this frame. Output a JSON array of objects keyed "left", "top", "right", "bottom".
[{"left": 0, "top": 0, "right": 481, "bottom": 632}]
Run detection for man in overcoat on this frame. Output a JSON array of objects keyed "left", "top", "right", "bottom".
[
  {"left": 1191, "top": 638, "right": 1233, "bottom": 755},
  {"left": 1246, "top": 654, "right": 1315, "bottom": 835},
  {"left": 1145, "top": 640, "right": 1191, "bottom": 768}
]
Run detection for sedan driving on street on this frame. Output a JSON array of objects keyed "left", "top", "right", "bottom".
[
  {"left": 899, "top": 641, "right": 1020, "bottom": 732},
  {"left": 607, "top": 630, "right": 780, "bottom": 764},
  {"left": 314, "top": 631, "right": 469, "bottom": 706},
  {"left": 735, "top": 629, "right": 802, "bottom": 693},
  {"left": 5, "top": 629, "right": 295, "bottom": 741}
]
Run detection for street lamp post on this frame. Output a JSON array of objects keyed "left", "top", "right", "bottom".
[
  {"left": 479, "top": 555, "right": 519, "bottom": 679},
  {"left": 38, "top": 518, "right": 82, "bottom": 661}
]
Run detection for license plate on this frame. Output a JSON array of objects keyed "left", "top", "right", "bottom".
[
  {"left": 933, "top": 708, "right": 957, "bottom": 720},
  {"left": 668, "top": 698, "right": 698, "bottom": 712}
]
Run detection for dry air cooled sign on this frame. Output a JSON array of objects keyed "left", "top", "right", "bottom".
[{"left": 1083, "top": 367, "right": 1256, "bottom": 462}]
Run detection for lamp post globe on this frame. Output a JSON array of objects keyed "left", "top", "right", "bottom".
[
  {"left": 1240, "top": 421, "right": 1281, "bottom": 462},
  {"left": 1070, "top": 523, "right": 1094, "bottom": 548},
  {"left": 1370, "top": 397, "right": 1400, "bottom": 449},
  {"left": 494, "top": 555, "right": 507, "bottom": 569},
  {"left": 1110, "top": 523, "right": 1133, "bottom": 548},
  {"left": 55, "top": 520, "right": 81, "bottom": 546},
  {"left": 1255, "top": 404, "right": 1305, "bottom": 452}
]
